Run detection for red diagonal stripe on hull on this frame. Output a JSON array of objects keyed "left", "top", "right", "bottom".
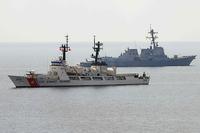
[{"left": 27, "top": 77, "right": 39, "bottom": 87}]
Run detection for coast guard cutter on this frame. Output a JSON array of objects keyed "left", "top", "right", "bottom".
[{"left": 8, "top": 36, "right": 150, "bottom": 88}]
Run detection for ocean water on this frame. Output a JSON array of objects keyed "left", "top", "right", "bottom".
[{"left": 0, "top": 42, "right": 200, "bottom": 133}]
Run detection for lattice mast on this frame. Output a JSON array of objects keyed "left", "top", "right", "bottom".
[
  {"left": 60, "top": 35, "right": 71, "bottom": 61},
  {"left": 146, "top": 26, "right": 158, "bottom": 49},
  {"left": 91, "top": 35, "right": 103, "bottom": 65}
]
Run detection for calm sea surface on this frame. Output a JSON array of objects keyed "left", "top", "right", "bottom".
[{"left": 0, "top": 42, "right": 200, "bottom": 133}]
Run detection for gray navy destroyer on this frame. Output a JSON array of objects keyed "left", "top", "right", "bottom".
[{"left": 80, "top": 28, "right": 196, "bottom": 67}]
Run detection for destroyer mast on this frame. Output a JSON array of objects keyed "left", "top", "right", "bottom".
[
  {"left": 60, "top": 35, "right": 71, "bottom": 63},
  {"left": 146, "top": 26, "right": 159, "bottom": 49},
  {"left": 91, "top": 35, "right": 107, "bottom": 66}
]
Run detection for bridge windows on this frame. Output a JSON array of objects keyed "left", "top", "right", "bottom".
[
  {"left": 104, "top": 76, "right": 114, "bottom": 80},
  {"left": 69, "top": 76, "right": 80, "bottom": 80},
  {"left": 92, "top": 77, "right": 103, "bottom": 80},
  {"left": 80, "top": 76, "right": 91, "bottom": 80},
  {"left": 116, "top": 76, "right": 126, "bottom": 80}
]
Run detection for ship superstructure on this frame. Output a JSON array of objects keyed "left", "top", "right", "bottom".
[
  {"left": 8, "top": 36, "right": 150, "bottom": 88},
  {"left": 80, "top": 27, "right": 196, "bottom": 67}
]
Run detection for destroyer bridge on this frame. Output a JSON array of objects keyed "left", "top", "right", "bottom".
[{"left": 8, "top": 35, "right": 150, "bottom": 88}]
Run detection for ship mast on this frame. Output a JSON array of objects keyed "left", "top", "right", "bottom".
[
  {"left": 147, "top": 26, "right": 158, "bottom": 49},
  {"left": 60, "top": 35, "right": 70, "bottom": 61},
  {"left": 91, "top": 35, "right": 103, "bottom": 65}
]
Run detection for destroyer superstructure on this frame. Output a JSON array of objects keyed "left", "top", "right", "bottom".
[
  {"left": 80, "top": 27, "right": 196, "bottom": 67},
  {"left": 8, "top": 36, "right": 150, "bottom": 88}
]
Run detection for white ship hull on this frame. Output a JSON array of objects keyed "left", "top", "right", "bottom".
[
  {"left": 8, "top": 75, "right": 149, "bottom": 88},
  {"left": 8, "top": 37, "right": 150, "bottom": 88}
]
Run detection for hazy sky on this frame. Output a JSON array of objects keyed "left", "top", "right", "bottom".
[{"left": 0, "top": 0, "right": 200, "bottom": 42}]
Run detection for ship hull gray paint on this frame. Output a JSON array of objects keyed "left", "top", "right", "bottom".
[
  {"left": 114, "top": 56, "right": 196, "bottom": 67},
  {"left": 80, "top": 56, "right": 196, "bottom": 67}
]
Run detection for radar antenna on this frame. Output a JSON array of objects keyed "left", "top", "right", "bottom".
[
  {"left": 60, "top": 35, "right": 71, "bottom": 61},
  {"left": 93, "top": 35, "right": 96, "bottom": 47},
  {"left": 146, "top": 26, "right": 158, "bottom": 49},
  {"left": 91, "top": 36, "right": 104, "bottom": 65}
]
